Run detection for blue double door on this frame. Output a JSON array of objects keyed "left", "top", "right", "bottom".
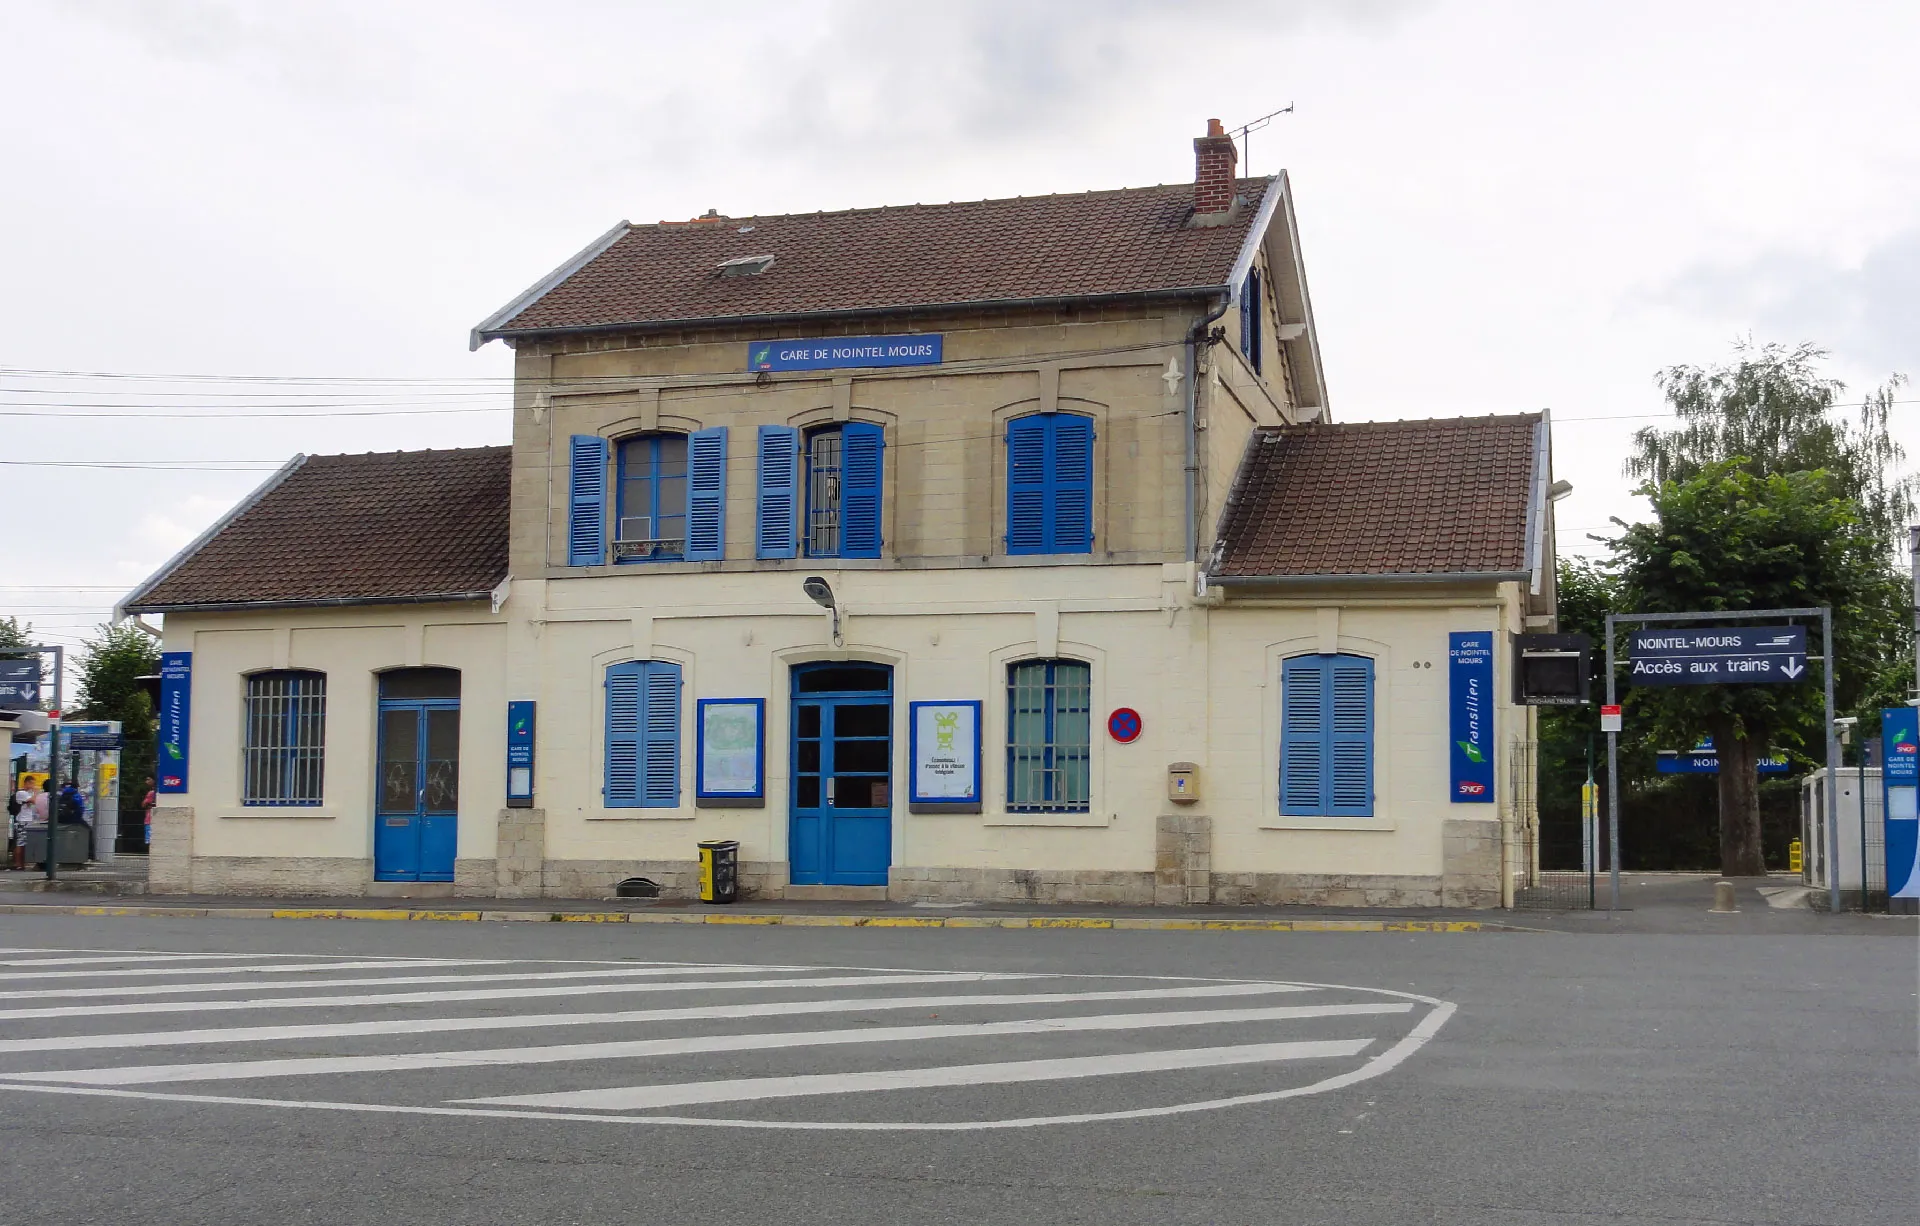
[
  {"left": 790, "top": 663, "right": 892, "bottom": 886},
  {"left": 374, "top": 669, "right": 461, "bottom": 882}
]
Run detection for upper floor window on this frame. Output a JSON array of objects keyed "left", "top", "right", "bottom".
[
  {"left": 243, "top": 670, "right": 326, "bottom": 806},
  {"left": 757, "top": 423, "right": 882, "bottom": 560},
  {"left": 1006, "top": 413, "right": 1093, "bottom": 556},
  {"left": 1239, "top": 268, "right": 1263, "bottom": 375},
  {"left": 1007, "top": 659, "right": 1091, "bottom": 812},
  {"left": 1280, "top": 653, "right": 1373, "bottom": 817},
  {"left": 568, "top": 428, "right": 726, "bottom": 567},
  {"left": 805, "top": 423, "right": 884, "bottom": 559},
  {"left": 617, "top": 434, "right": 688, "bottom": 561}
]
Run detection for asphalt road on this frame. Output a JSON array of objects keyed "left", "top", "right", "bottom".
[{"left": 0, "top": 913, "right": 1911, "bottom": 1226}]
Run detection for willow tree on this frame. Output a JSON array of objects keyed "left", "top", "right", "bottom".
[{"left": 1616, "top": 343, "right": 1913, "bottom": 875}]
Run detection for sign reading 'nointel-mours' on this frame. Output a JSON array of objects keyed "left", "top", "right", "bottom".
[
  {"left": 1629, "top": 625, "right": 1807, "bottom": 686},
  {"left": 748, "top": 334, "right": 942, "bottom": 372}
]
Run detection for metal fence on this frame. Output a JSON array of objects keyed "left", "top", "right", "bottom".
[{"left": 1506, "top": 739, "right": 1598, "bottom": 910}]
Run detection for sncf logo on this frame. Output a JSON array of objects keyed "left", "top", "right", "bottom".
[{"left": 1457, "top": 781, "right": 1487, "bottom": 795}]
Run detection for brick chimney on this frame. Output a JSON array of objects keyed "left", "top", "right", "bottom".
[{"left": 1193, "top": 118, "right": 1238, "bottom": 216}]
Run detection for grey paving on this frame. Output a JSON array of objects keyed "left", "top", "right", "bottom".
[{"left": 0, "top": 910, "right": 1911, "bottom": 1226}]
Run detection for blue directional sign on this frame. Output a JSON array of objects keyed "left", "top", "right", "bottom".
[
  {"left": 1628, "top": 625, "right": 1807, "bottom": 686},
  {"left": 0, "top": 658, "right": 38, "bottom": 706},
  {"left": 1656, "top": 740, "right": 1790, "bottom": 775}
]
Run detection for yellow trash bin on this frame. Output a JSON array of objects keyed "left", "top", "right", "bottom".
[{"left": 697, "top": 839, "right": 739, "bottom": 904}]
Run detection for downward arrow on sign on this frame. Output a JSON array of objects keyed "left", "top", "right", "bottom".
[{"left": 1780, "top": 659, "right": 1805, "bottom": 679}]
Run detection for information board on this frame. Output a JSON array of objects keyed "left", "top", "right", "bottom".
[
  {"left": 910, "top": 701, "right": 981, "bottom": 812},
  {"left": 697, "top": 699, "right": 764, "bottom": 804}
]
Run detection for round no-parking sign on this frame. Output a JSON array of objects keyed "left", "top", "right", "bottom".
[{"left": 1107, "top": 708, "right": 1142, "bottom": 743}]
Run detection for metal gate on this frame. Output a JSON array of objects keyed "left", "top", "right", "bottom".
[{"left": 1506, "top": 739, "right": 1598, "bottom": 910}]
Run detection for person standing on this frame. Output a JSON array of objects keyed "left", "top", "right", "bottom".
[
  {"left": 141, "top": 777, "right": 156, "bottom": 849},
  {"left": 30, "top": 780, "right": 50, "bottom": 824},
  {"left": 6, "top": 778, "right": 28, "bottom": 864}
]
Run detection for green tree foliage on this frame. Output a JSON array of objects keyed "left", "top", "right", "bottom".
[
  {"left": 73, "top": 623, "right": 160, "bottom": 730},
  {"left": 72, "top": 623, "right": 162, "bottom": 829},
  {"left": 1628, "top": 341, "right": 1915, "bottom": 550},
  {"left": 1613, "top": 463, "right": 1894, "bottom": 874}
]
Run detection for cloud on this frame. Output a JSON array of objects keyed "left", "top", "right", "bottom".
[
  {"left": 134, "top": 494, "right": 232, "bottom": 557},
  {"left": 1655, "top": 230, "right": 1920, "bottom": 380}
]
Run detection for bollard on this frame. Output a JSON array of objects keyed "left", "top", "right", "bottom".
[{"left": 1710, "top": 880, "right": 1738, "bottom": 913}]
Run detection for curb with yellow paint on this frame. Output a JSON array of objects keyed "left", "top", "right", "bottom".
[{"left": 0, "top": 901, "right": 1501, "bottom": 932}]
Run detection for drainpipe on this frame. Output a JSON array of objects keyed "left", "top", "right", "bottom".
[{"left": 1186, "top": 293, "right": 1233, "bottom": 562}]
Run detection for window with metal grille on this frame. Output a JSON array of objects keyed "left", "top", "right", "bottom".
[
  {"left": 804, "top": 423, "right": 883, "bottom": 559},
  {"left": 1007, "top": 659, "right": 1091, "bottom": 812},
  {"left": 243, "top": 671, "right": 326, "bottom": 806},
  {"left": 616, "top": 434, "right": 688, "bottom": 561}
]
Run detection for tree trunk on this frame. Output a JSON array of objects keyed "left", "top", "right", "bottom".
[{"left": 1710, "top": 719, "right": 1767, "bottom": 875}]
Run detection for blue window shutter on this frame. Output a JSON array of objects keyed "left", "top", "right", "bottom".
[
  {"left": 1327, "top": 656, "right": 1373, "bottom": 816},
  {"left": 1280, "top": 657, "right": 1327, "bottom": 815},
  {"left": 1239, "top": 280, "right": 1253, "bottom": 362},
  {"left": 1005, "top": 415, "right": 1048, "bottom": 554},
  {"left": 685, "top": 427, "right": 727, "bottom": 561},
  {"left": 756, "top": 425, "right": 800, "bottom": 559},
  {"left": 1050, "top": 414, "right": 1094, "bottom": 553},
  {"left": 839, "top": 421, "right": 884, "bottom": 558},
  {"left": 568, "top": 435, "right": 609, "bottom": 566},
  {"left": 604, "top": 662, "right": 643, "bottom": 807},
  {"left": 641, "top": 661, "right": 681, "bottom": 807}
]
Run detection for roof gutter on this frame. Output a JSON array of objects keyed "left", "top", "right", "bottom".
[
  {"left": 476, "top": 284, "right": 1237, "bottom": 348},
  {"left": 124, "top": 590, "right": 499, "bottom": 616},
  {"left": 1208, "top": 570, "right": 1529, "bottom": 588},
  {"left": 114, "top": 455, "right": 309, "bottom": 624}
]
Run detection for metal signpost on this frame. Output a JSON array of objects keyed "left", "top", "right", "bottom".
[{"left": 1603, "top": 609, "right": 1833, "bottom": 913}]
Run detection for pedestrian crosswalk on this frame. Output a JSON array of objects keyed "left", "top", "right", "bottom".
[{"left": 0, "top": 944, "right": 1452, "bottom": 1129}]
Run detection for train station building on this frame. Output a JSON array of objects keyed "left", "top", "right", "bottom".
[{"left": 121, "top": 121, "right": 1560, "bottom": 908}]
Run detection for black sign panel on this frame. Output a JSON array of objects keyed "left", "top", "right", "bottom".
[{"left": 1628, "top": 626, "right": 1808, "bottom": 686}]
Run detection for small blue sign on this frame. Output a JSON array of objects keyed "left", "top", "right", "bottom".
[
  {"left": 748, "top": 334, "right": 942, "bottom": 372},
  {"left": 1883, "top": 707, "right": 1919, "bottom": 899},
  {"left": 1656, "top": 740, "right": 1790, "bottom": 775},
  {"left": 506, "top": 700, "right": 535, "bottom": 806},
  {"left": 0, "top": 658, "right": 38, "bottom": 706},
  {"left": 157, "top": 651, "right": 191, "bottom": 793},
  {"left": 1629, "top": 625, "right": 1807, "bottom": 686},
  {"left": 60, "top": 722, "right": 122, "bottom": 751},
  {"left": 1449, "top": 632, "right": 1495, "bottom": 803}
]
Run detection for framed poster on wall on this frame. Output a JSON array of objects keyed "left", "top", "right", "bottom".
[
  {"left": 909, "top": 700, "right": 981, "bottom": 814},
  {"left": 696, "top": 698, "right": 765, "bottom": 807}
]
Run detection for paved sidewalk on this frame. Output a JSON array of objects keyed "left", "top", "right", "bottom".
[{"left": 0, "top": 870, "right": 1908, "bottom": 935}]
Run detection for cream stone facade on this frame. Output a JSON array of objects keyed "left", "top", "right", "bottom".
[{"left": 126, "top": 141, "right": 1554, "bottom": 908}]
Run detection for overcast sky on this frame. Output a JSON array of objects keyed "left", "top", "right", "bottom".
[{"left": 4, "top": 0, "right": 1916, "bottom": 661}]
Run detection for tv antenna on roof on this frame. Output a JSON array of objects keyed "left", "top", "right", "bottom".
[{"left": 1230, "top": 104, "right": 1295, "bottom": 175}]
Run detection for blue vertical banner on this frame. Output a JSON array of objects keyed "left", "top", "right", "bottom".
[
  {"left": 1882, "top": 707, "right": 1919, "bottom": 899},
  {"left": 156, "top": 651, "right": 191, "bottom": 793},
  {"left": 505, "top": 700, "right": 535, "bottom": 808},
  {"left": 1449, "top": 632, "right": 1496, "bottom": 802}
]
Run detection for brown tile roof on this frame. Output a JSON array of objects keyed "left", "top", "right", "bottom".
[
  {"left": 1213, "top": 414, "right": 1544, "bottom": 579},
  {"left": 480, "top": 179, "right": 1273, "bottom": 340},
  {"left": 125, "top": 447, "right": 510, "bottom": 612}
]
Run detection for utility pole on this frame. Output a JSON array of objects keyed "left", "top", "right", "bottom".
[{"left": 1910, "top": 526, "right": 1918, "bottom": 708}]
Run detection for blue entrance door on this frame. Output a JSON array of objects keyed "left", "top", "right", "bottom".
[
  {"left": 790, "top": 663, "right": 892, "bottom": 886},
  {"left": 374, "top": 669, "right": 461, "bottom": 882}
]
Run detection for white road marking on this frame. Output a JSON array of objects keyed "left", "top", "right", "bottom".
[
  {"left": 15, "top": 1002, "right": 1408, "bottom": 1086},
  {"left": 0, "top": 954, "right": 313, "bottom": 968},
  {"left": 0, "top": 972, "right": 1034, "bottom": 1022},
  {"left": 3, "top": 964, "right": 796, "bottom": 1001},
  {"left": 0, "top": 982, "right": 1311, "bottom": 1054},
  {"left": 466, "top": 1039, "right": 1377, "bottom": 1111},
  {"left": 0, "top": 958, "right": 508, "bottom": 982}
]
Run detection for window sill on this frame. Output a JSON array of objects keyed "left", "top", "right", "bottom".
[
  {"left": 586, "top": 811, "right": 695, "bottom": 821},
  {"left": 215, "top": 808, "right": 339, "bottom": 820},
  {"left": 984, "top": 810, "right": 1112, "bottom": 828},
  {"left": 1260, "top": 817, "right": 1396, "bottom": 832}
]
